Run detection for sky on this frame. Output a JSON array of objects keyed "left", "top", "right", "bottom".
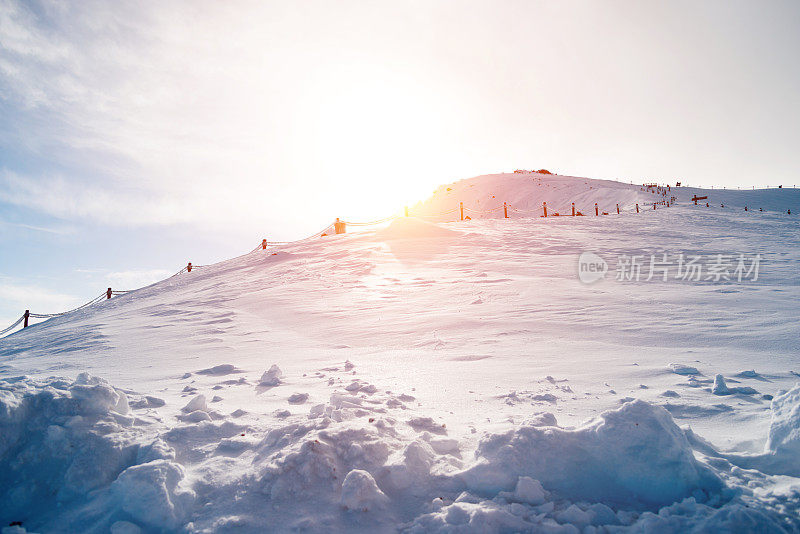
[{"left": 1, "top": 0, "right": 799, "bottom": 326}]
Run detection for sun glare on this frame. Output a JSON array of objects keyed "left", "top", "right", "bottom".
[{"left": 297, "top": 67, "right": 456, "bottom": 219}]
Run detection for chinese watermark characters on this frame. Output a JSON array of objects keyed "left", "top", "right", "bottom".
[{"left": 579, "top": 252, "right": 761, "bottom": 284}]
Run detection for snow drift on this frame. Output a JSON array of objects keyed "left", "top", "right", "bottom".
[
  {"left": 460, "top": 400, "right": 722, "bottom": 510},
  {"left": 2, "top": 372, "right": 797, "bottom": 533}
]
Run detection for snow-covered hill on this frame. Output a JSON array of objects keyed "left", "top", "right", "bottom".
[
  {"left": 1, "top": 173, "right": 799, "bottom": 533},
  {"left": 410, "top": 172, "right": 798, "bottom": 220}
]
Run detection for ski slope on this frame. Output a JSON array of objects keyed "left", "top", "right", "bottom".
[{"left": 1, "top": 172, "right": 799, "bottom": 533}]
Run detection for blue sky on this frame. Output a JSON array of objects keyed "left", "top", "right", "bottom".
[{"left": 1, "top": 0, "right": 799, "bottom": 326}]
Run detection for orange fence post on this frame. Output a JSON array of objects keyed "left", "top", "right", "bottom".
[
  {"left": 460, "top": 202, "right": 464, "bottom": 221},
  {"left": 572, "top": 202, "right": 575, "bottom": 216},
  {"left": 595, "top": 203, "right": 598, "bottom": 216},
  {"left": 187, "top": 262, "right": 192, "bottom": 272},
  {"left": 636, "top": 203, "right": 639, "bottom": 213},
  {"left": 504, "top": 202, "right": 508, "bottom": 218},
  {"left": 543, "top": 202, "right": 547, "bottom": 218},
  {"left": 107, "top": 287, "right": 112, "bottom": 299},
  {"left": 616, "top": 204, "right": 620, "bottom": 214},
  {"left": 262, "top": 239, "right": 267, "bottom": 250}
]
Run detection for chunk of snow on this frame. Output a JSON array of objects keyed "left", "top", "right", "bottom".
[
  {"left": 145, "top": 395, "right": 165, "bottom": 408},
  {"left": 197, "top": 364, "right": 237, "bottom": 375},
  {"left": 110, "top": 460, "right": 195, "bottom": 530},
  {"left": 461, "top": 399, "right": 722, "bottom": 509},
  {"left": 259, "top": 365, "right": 283, "bottom": 386},
  {"left": 765, "top": 384, "right": 800, "bottom": 459},
  {"left": 712, "top": 374, "right": 730, "bottom": 395},
  {"left": 512, "top": 476, "right": 546, "bottom": 505},
  {"left": 179, "top": 410, "right": 211, "bottom": 423},
  {"left": 181, "top": 394, "right": 207, "bottom": 413},
  {"left": 340, "top": 469, "right": 388, "bottom": 511},
  {"left": 525, "top": 412, "right": 558, "bottom": 427},
  {"left": 288, "top": 393, "right": 309, "bottom": 404},
  {"left": 670, "top": 363, "right": 701, "bottom": 375}
]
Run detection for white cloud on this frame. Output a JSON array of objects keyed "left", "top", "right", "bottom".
[
  {"left": 106, "top": 269, "right": 172, "bottom": 289},
  {"left": 0, "top": 280, "right": 81, "bottom": 313}
]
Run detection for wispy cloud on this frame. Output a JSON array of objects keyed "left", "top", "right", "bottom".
[
  {"left": 0, "top": 215, "right": 74, "bottom": 235},
  {"left": 0, "top": 279, "right": 81, "bottom": 313},
  {"left": 106, "top": 269, "right": 172, "bottom": 289}
]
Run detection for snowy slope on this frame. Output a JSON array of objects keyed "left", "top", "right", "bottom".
[
  {"left": 1, "top": 173, "right": 800, "bottom": 533},
  {"left": 411, "top": 171, "right": 798, "bottom": 218}
]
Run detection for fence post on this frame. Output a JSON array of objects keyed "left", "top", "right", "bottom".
[
  {"left": 504, "top": 202, "right": 508, "bottom": 218},
  {"left": 404, "top": 206, "right": 409, "bottom": 217},
  {"left": 543, "top": 202, "right": 547, "bottom": 218},
  {"left": 572, "top": 202, "right": 575, "bottom": 216},
  {"left": 107, "top": 287, "right": 112, "bottom": 300},
  {"left": 595, "top": 203, "right": 598, "bottom": 216},
  {"left": 334, "top": 218, "right": 346, "bottom": 234},
  {"left": 653, "top": 203, "right": 656, "bottom": 210},
  {"left": 262, "top": 239, "right": 267, "bottom": 250},
  {"left": 616, "top": 203, "right": 620, "bottom": 214},
  {"left": 187, "top": 262, "right": 192, "bottom": 273},
  {"left": 460, "top": 202, "right": 464, "bottom": 221},
  {"left": 636, "top": 203, "right": 639, "bottom": 213},
  {"left": 23, "top": 310, "right": 29, "bottom": 328}
]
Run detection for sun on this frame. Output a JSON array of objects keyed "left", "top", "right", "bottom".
[{"left": 294, "top": 65, "right": 457, "bottom": 220}]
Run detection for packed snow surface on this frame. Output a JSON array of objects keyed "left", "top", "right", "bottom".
[{"left": 1, "top": 172, "right": 799, "bottom": 533}]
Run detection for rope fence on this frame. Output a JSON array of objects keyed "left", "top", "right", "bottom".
[{"left": 1, "top": 185, "right": 795, "bottom": 339}]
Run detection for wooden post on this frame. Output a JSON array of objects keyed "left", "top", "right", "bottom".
[
  {"left": 504, "top": 202, "right": 508, "bottom": 218},
  {"left": 543, "top": 202, "right": 547, "bottom": 217},
  {"left": 107, "top": 287, "right": 112, "bottom": 300},
  {"left": 460, "top": 202, "right": 464, "bottom": 221},
  {"left": 653, "top": 203, "right": 656, "bottom": 210},
  {"left": 262, "top": 239, "right": 267, "bottom": 250},
  {"left": 616, "top": 203, "right": 620, "bottom": 214},
  {"left": 595, "top": 203, "right": 598, "bottom": 216},
  {"left": 571, "top": 202, "right": 575, "bottom": 216},
  {"left": 334, "top": 218, "right": 346, "bottom": 234},
  {"left": 23, "top": 310, "right": 29, "bottom": 328},
  {"left": 636, "top": 203, "right": 639, "bottom": 213},
  {"left": 187, "top": 262, "right": 192, "bottom": 272},
  {"left": 404, "top": 206, "right": 409, "bottom": 217}
]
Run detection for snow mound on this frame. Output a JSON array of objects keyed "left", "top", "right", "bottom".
[
  {"left": 259, "top": 364, "right": 283, "bottom": 386},
  {"left": 375, "top": 217, "right": 461, "bottom": 240},
  {"left": 765, "top": 384, "right": 800, "bottom": 460},
  {"left": 460, "top": 399, "right": 722, "bottom": 510},
  {"left": 0, "top": 375, "right": 186, "bottom": 532},
  {"left": 109, "top": 460, "right": 195, "bottom": 530},
  {"left": 340, "top": 469, "right": 388, "bottom": 511},
  {"left": 669, "top": 363, "right": 701, "bottom": 375},
  {"left": 712, "top": 374, "right": 729, "bottom": 395}
]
